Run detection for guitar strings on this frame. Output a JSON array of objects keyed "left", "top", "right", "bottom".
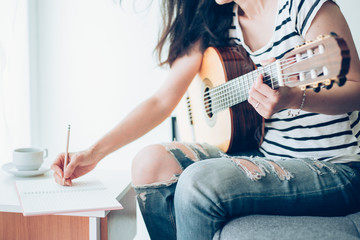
[
  {"left": 202, "top": 73, "right": 277, "bottom": 112},
  {"left": 203, "top": 63, "right": 278, "bottom": 108},
  {"left": 204, "top": 71, "right": 299, "bottom": 113},
  {"left": 205, "top": 63, "right": 276, "bottom": 98},
  {"left": 204, "top": 54, "right": 307, "bottom": 101},
  {"left": 205, "top": 72, "right": 306, "bottom": 114},
  {"left": 200, "top": 54, "right": 312, "bottom": 113},
  {"left": 203, "top": 73, "right": 303, "bottom": 113},
  {"left": 202, "top": 65, "right": 277, "bottom": 111}
]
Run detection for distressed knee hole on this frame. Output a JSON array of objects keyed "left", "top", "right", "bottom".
[
  {"left": 193, "top": 143, "right": 209, "bottom": 157},
  {"left": 227, "top": 156, "right": 293, "bottom": 181},
  {"left": 163, "top": 142, "right": 209, "bottom": 162},
  {"left": 301, "top": 158, "right": 337, "bottom": 175},
  {"left": 231, "top": 158, "right": 269, "bottom": 181},
  {"left": 267, "top": 160, "right": 294, "bottom": 181},
  {"left": 236, "top": 159, "right": 262, "bottom": 173}
]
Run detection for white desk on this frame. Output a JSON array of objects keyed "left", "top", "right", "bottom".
[{"left": 0, "top": 168, "right": 136, "bottom": 240}]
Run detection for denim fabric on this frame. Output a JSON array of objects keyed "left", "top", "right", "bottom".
[
  {"left": 133, "top": 144, "right": 360, "bottom": 240},
  {"left": 133, "top": 143, "right": 222, "bottom": 239}
]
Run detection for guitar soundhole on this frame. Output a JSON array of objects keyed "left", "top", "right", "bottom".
[{"left": 204, "top": 87, "right": 213, "bottom": 118}]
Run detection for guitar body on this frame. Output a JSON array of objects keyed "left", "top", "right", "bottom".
[{"left": 176, "top": 45, "right": 262, "bottom": 153}]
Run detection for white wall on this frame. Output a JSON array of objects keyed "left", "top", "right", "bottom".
[
  {"left": 29, "top": 0, "right": 360, "bottom": 172},
  {"left": 30, "top": 0, "right": 170, "bottom": 170},
  {"left": 0, "top": 0, "right": 31, "bottom": 166},
  {"left": 337, "top": 0, "right": 360, "bottom": 56}
]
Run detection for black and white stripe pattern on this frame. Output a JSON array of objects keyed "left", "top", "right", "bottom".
[{"left": 229, "top": 0, "right": 360, "bottom": 162}]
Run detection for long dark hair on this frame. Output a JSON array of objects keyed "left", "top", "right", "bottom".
[{"left": 156, "top": 1, "right": 234, "bottom": 66}]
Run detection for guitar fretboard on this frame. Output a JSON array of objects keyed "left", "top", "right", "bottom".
[{"left": 205, "top": 62, "right": 280, "bottom": 114}]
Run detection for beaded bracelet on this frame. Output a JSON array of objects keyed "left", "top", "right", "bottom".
[{"left": 288, "top": 89, "right": 306, "bottom": 117}]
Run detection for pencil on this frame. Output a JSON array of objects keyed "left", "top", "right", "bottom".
[{"left": 63, "top": 124, "right": 71, "bottom": 185}]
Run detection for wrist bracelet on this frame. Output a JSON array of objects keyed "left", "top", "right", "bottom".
[{"left": 288, "top": 89, "right": 306, "bottom": 117}]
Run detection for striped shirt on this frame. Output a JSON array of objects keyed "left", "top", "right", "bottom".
[{"left": 229, "top": 0, "right": 360, "bottom": 163}]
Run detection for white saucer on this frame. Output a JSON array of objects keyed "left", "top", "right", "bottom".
[{"left": 2, "top": 162, "right": 50, "bottom": 177}]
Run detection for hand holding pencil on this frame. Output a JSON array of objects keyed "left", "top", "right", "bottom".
[{"left": 51, "top": 125, "right": 100, "bottom": 186}]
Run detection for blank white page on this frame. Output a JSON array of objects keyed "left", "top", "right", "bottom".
[{"left": 15, "top": 178, "right": 123, "bottom": 216}]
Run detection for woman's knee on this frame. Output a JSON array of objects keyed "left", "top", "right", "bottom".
[
  {"left": 131, "top": 144, "right": 182, "bottom": 186},
  {"left": 174, "top": 160, "right": 231, "bottom": 216},
  {"left": 176, "top": 160, "right": 225, "bottom": 200}
]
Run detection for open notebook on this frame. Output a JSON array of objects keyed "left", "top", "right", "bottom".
[{"left": 15, "top": 178, "right": 123, "bottom": 216}]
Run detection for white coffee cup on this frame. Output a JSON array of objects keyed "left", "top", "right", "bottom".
[{"left": 13, "top": 148, "right": 48, "bottom": 171}]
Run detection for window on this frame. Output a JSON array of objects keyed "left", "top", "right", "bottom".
[{"left": 0, "top": 0, "right": 31, "bottom": 166}]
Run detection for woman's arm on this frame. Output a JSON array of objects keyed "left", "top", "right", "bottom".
[
  {"left": 301, "top": 1, "right": 360, "bottom": 114},
  {"left": 248, "top": 1, "right": 360, "bottom": 118},
  {"left": 51, "top": 43, "right": 203, "bottom": 185}
]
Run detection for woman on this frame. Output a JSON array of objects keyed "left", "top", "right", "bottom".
[{"left": 52, "top": 0, "right": 360, "bottom": 239}]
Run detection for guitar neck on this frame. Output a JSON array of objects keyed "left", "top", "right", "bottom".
[{"left": 208, "top": 62, "right": 280, "bottom": 113}]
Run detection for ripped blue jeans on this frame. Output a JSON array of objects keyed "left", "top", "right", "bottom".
[{"left": 132, "top": 143, "right": 360, "bottom": 240}]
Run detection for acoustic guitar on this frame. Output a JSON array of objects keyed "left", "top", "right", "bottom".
[{"left": 176, "top": 33, "right": 350, "bottom": 153}]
